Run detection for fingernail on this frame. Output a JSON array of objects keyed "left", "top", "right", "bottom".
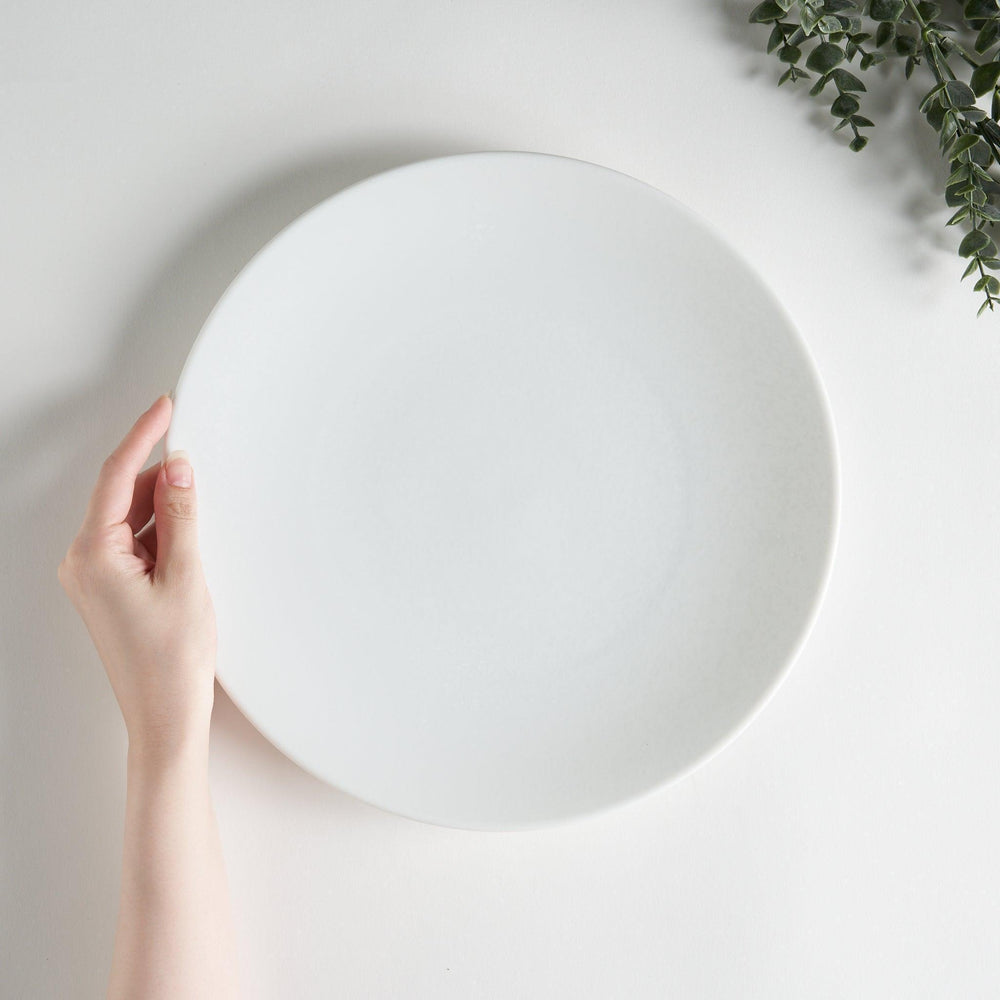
[{"left": 165, "top": 450, "right": 193, "bottom": 488}]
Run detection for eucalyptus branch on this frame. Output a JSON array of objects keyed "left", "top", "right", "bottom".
[{"left": 749, "top": 0, "right": 1000, "bottom": 314}]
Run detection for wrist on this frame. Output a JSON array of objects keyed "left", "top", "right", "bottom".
[
  {"left": 123, "top": 680, "right": 215, "bottom": 770},
  {"left": 127, "top": 725, "right": 211, "bottom": 774}
]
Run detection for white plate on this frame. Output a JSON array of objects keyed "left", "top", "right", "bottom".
[{"left": 169, "top": 152, "right": 838, "bottom": 830}]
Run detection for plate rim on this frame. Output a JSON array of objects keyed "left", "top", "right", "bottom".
[{"left": 168, "top": 150, "right": 841, "bottom": 830}]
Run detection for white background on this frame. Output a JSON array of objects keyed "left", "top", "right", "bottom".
[{"left": 3, "top": 2, "right": 999, "bottom": 997}]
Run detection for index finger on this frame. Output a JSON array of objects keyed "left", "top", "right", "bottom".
[{"left": 83, "top": 395, "right": 173, "bottom": 532}]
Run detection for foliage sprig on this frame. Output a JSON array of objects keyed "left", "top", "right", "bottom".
[{"left": 749, "top": 0, "right": 1000, "bottom": 314}]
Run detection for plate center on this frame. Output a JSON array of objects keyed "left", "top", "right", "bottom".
[{"left": 322, "top": 319, "right": 686, "bottom": 669}]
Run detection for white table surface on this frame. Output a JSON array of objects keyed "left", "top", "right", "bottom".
[{"left": 3, "top": 2, "right": 999, "bottom": 996}]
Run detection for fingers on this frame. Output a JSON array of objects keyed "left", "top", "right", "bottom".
[
  {"left": 152, "top": 450, "right": 200, "bottom": 581},
  {"left": 84, "top": 396, "right": 172, "bottom": 533},
  {"left": 125, "top": 463, "right": 162, "bottom": 534}
]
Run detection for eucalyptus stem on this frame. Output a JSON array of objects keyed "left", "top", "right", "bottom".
[
  {"left": 749, "top": 0, "right": 1000, "bottom": 315},
  {"left": 940, "top": 34, "right": 985, "bottom": 70}
]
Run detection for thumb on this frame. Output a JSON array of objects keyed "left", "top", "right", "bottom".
[{"left": 154, "top": 450, "right": 201, "bottom": 578}]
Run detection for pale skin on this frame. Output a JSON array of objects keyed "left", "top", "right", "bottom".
[{"left": 58, "top": 394, "right": 239, "bottom": 999}]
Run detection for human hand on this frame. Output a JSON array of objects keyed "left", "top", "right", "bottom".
[{"left": 59, "top": 395, "right": 216, "bottom": 759}]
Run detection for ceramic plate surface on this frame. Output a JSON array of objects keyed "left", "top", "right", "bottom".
[{"left": 169, "top": 152, "right": 838, "bottom": 829}]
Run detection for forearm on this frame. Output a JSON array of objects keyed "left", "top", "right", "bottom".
[
  {"left": 108, "top": 737, "right": 239, "bottom": 1000},
  {"left": 58, "top": 402, "right": 239, "bottom": 996}
]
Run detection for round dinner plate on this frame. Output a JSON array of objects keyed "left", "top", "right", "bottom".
[{"left": 169, "top": 152, "right": 838, "bottom": 830}]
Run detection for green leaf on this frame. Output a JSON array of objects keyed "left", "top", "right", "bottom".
[
  {"left": 965, "top": 0, "right": 999, "bottom": 20},
  {"left": 749, "top": 1, "right": 785, "bottom": 23},
  {"left": 946, "top": 183, "right": 967, "bottom": 206},
  {"left": 947, "top": 164, "right": 972, "bottom": 187},
  {"left": 940, "top": 113, "right": 960, "bottom": 147},
  {"left": 917, "top": 1, "right": 942, "bottom": 17},
  {"left": 850, "top": 134, "right": 869, "bottom": 151},
  {"left": 954, "top": 136, "right": 990, "bottom": 166},
  {"left": 920, "top": 83, "right": 946, "bottom": 113},
  {"left": 963, "top": 258, "right": 981, "bottom": 278},
  {"left": 778, "top": 67, "right": 794, "bottom": 85},
  {"left": 875, "top": 21, "right": 895, "bottom": 47},
  {"left": 927, "top": 103, "right": 947, "bottom": 130},
  {"left": 963, "top": 107, "right": 989, "bottom": 122},
  {"left": 945, "top": 80, "right": 977, "bottom": 107},
  {"left": 807, "top": 42, "right": 846, "bottom": 72},
  {"left": 851, "top": 114, "right": 875, "bottom": 127},
  {"left": 830, "top": 67, "right": 867, "bottom": 91},
  {"left": 992, "top": 88, "right": 1000, "bottom": 119},
  {"left": 832, "top": 93, "right": 861, "bottom": 116},
  {"left": 970, "top": 138, "right": 993, "bottom": 166},
  {"left": 800, "top": 5, "right": 822, "bottom": 34},
  {"left": 975, "top": 19, "right": 1000, "bottom": 53},
  {"left": 779, "top": 44, "right": 802, "bottom": 62},
  {"left": 971, "top": 62, "right": 1000, "bottom": 96},
  {"left": 767, "top": 25, "right": 784, "bottom": 53},
  {"left": 959, "top": 229, "right": 994, "bottom": 256},
  {"left": 895, "top": 34, "right": 919, "bottom": 57},
  {"left": 947, "top": 207, "right": 971, "bottom": 225},
  {"left": 817, "top": 15, "right": 844, "bottom": 33},
  {"left": 905, "top": 56, "right": 918, "bottom": 79},
  {"left": 977, "top": 298, "right": 993, "bottom": 316},
  {"left": 810, "top": 73, "right": 832, "bottom": 95},
  {"left": 951, "top": 133, "right": 982, "bottom": 156},
  {"left": 977, "top": 202, "right": 1000, "bottom": 221},
  {"left": 860, "top": 51, "right": 887, "bottom": 68},
  {"left": 981, "top": 256, "right": 1000, "bottom": 267},
  {"left": 974, "top": 274, "right": 1000, "bottom": 293},
  {"left": 870, "top": 0, "right": 905, "bottom": 20}
]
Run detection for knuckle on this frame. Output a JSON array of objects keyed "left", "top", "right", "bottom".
[
  {"left": 58, "top": 544, "right": 88, "bottom": 592},
  {"left": 164, "top": 495, "right": 196, "bottom": 522},
  {"left": 62, "top": 541, "right": 85, "bottom": 574},
  {"left": 59, "top": 537, "right": 111, "bottom": 589}
]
